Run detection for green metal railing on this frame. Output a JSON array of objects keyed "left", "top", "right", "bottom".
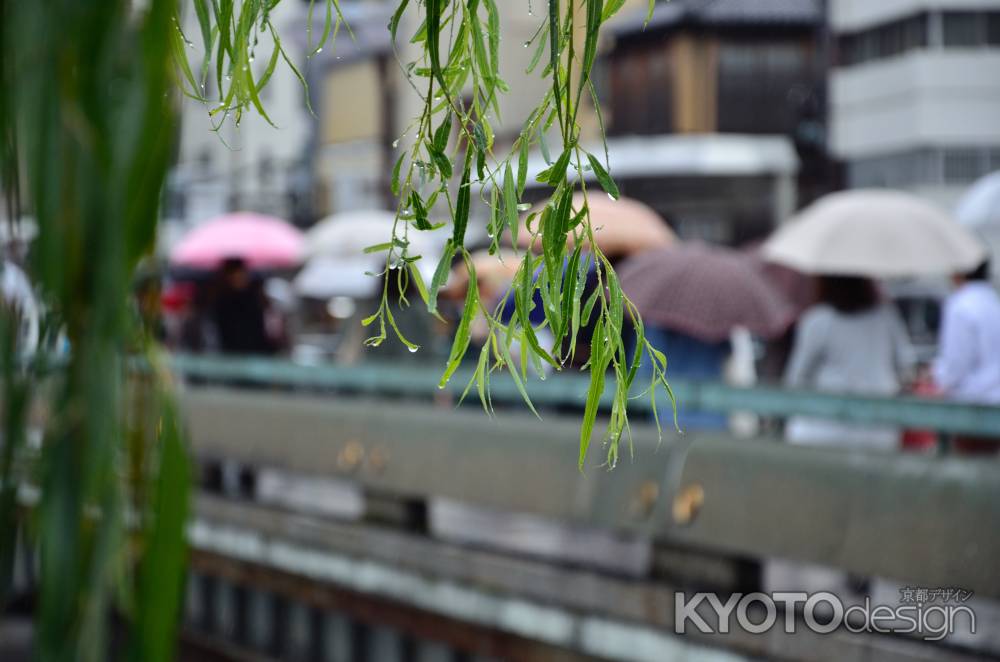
[{"left": 171, "top": 353, "right": 1000, "bottom": 438}]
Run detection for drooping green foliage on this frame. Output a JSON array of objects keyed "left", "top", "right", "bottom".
[
  {"left": 175, "top": 0, "right": 350, "bottom": 125},
  {"left": 173, "top": 1, "right": 674, "bottom": 464},
  {"left": 360, "top": 0, "right": 674, "bottom": 468},
  {"left": 1, "top": 0, "right": 190, "bottom": 660}
]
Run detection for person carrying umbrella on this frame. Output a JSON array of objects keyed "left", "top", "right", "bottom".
[
  {"left": 764, "top": 189, "right": 986, "bottom": 451},
  {"left": 782, "top": 276, "right": 916, "bottom": 450},
  {"left": 211, "top": 257, "right": 276, "bottom": 356},
  {"left": 618, "top": 242, "right": 796, "bottom": 431}
]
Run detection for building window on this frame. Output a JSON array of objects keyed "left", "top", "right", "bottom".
[
  {"left": 942, "top": 149, "right": 986, "bottom": 184},
  {"left": 849, "top": 147, "right": 999, "bottom": 188},
  {"left": 837, "top": 13, "right": 928, "bottom": 66},
  {"left": 943, "top": 12, "right": 984, "bottom": 47},
  {"left": 717, "top": 41, "right": 815, "bottom": 135},
  {"left": 198, "top": 147, "right": 213, "bottom": 174},
  {"left": 259, "top": 154, "right": 275, "bottom": 184},
  {"left": 838, "top": 11, "right": 1000, "bottom": 68},
  {"left": 609, "top": 46, "right": 673, "bottom": 135},
  {"left": 989, "top": 14, "right": 1000, "bottom": 45}
]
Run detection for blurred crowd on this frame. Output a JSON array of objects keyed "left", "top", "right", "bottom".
[
  {"left": 3, "top": 178, "right": 999, "bottom": 456},
  {"left": 122, "top": 177, "right": 1000, "bottom": 456}
]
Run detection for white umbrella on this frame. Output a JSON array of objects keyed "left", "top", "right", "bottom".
[
  {"left": 295, "top": 210, "right": 444, "bottom": 300},
  {"left": 955, "top": 171, "right": 1000, "bottom": 232},
  {"left": 295, "top": 256, "right": 383, "bottom": 300},
  {"left": 303, "top": 210, "right": 400, "bottom": 259},
  {"left": 955, "top": 172, "right": 1000, "bottom": 283},
  {"left": 763, "top": 189, "right": 985, "bottom": 278}
]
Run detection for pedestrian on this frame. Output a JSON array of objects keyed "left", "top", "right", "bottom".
[
  {"left": 933, "top": 259, "right": 1000, "bottom": 453},
  {"left": 211, "top": 257, "right": 275, "bottom": 355},
  {"left": 783, "top": 276, "right": 915, "bottom": 451}
]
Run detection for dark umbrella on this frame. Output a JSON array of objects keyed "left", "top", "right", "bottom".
[{"left": 618, "top": 243, "right": 796, "bottom": 343}]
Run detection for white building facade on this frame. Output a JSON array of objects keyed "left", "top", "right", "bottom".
[
  {"left": 167, "top": 0, "right": 312, "bottom": 233},
  {"left": 828, "top": 0, "right": 1000, "bottom": 207}
]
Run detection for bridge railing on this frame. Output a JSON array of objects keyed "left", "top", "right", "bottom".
[
  {"left": 172, "top": 354, "right": 1000, "bottom": 596},
  {"left": 171, "top": 353, "right": 1000, "bottom": 438},
  {"left": 170, "top": 354, "right": 1000, "bottom": 661}
]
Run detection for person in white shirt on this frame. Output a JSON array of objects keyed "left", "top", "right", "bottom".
[{"left": 934, "top": 260, "right": 1000, "bottom": 405}]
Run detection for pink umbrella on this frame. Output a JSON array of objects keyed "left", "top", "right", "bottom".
[{"left": 170, "top": 212, "right": 305, "bottom": 270}]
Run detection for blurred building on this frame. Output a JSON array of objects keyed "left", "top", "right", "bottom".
[
  {"left": 829, "top": 0, "right": 1000, "bottom": 208},
  {"left": 303, "top": 2, "right": 395, "bottom": 218},
  {"left": 167, "top": 0, "right": 313, "bottom": 232},
  {"left": 598, "top": 0, "right": 830, "bottom": 244},
  {"left": 307, "top": 1, "right": 587, "bottom": 222}
]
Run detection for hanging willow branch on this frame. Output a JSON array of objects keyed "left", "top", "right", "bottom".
[
  {"left": 176, "top": 0, "right": 673, "bottom": 468},
  {"left": 375, "top": 0, "right": 672, "bottom": 468}
]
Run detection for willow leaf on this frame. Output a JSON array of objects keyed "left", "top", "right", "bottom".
[
  {"left": 389, "top": 0, "right": 411, "bottom": 42},
  {"left": 544, "top": 147, "right": 572, "bottom": 186},
  {"left": 517, "top": 137, "right": 530, "bottom": 197},
  {"left": 602, "top": 0, "right": 628, "bottom": 22},
  {"left": 497, "top": 332, "right": 540, "bottom": 418},
  {"left": 410, "top": 191, "right": 432, "bottom": 231},
  {"left": 526, "top": 21, "right": 549, "bottom": 74},
  {"left": 425, "top": 0, "right": 446, "bottom": 89},
  {"left": 577, "top": 0, "right": 603, "bottom": 103},
  {"left": 192, "top": 0, "right": 213, "bottom": 53},
  {"left": 390, "top": 153, "right": 405, "bottom": 196},
  {"left": 256, "top": 41, "right": 281, "bottom": 93},
  {"left": 385, "top": 304, "right": 420, "bottom": 351},
  {"left": 579, "top": 318, "right": 608, "bottom": 468},
  {"left": 439, "top": 256, "right": 478, "bottom": 387},
  {"left": 502, "top": 163, "right": 518, "bottom": 246},
  {"left": 427, "top": 240, "right": 456, "bottom": 314},
  {"left": 271, "top": 23, "right": 314, "bottom": 115},
  {"left": 451, "top": 153, "right": 472, "bottom": 247},
  {"left": 363, "top": 242, "right": 395, "bottom": 254},
  {"left": 587, "top": 152, "right": 619, "bottom": 200}
]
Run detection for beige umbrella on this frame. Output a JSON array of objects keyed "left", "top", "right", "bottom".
[
  {"left": 443, "top": 249, "right": 521, "bottom": 300},
  {"left": 518, "top": 194, "right": 675, "bottom": 257},
  {"left": 763, "top": 189, "right": 985, "bottom": 278}
]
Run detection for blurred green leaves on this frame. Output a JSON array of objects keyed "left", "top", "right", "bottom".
[{"left": 2, "top": 0, "right": 191, "bottom": 659}]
